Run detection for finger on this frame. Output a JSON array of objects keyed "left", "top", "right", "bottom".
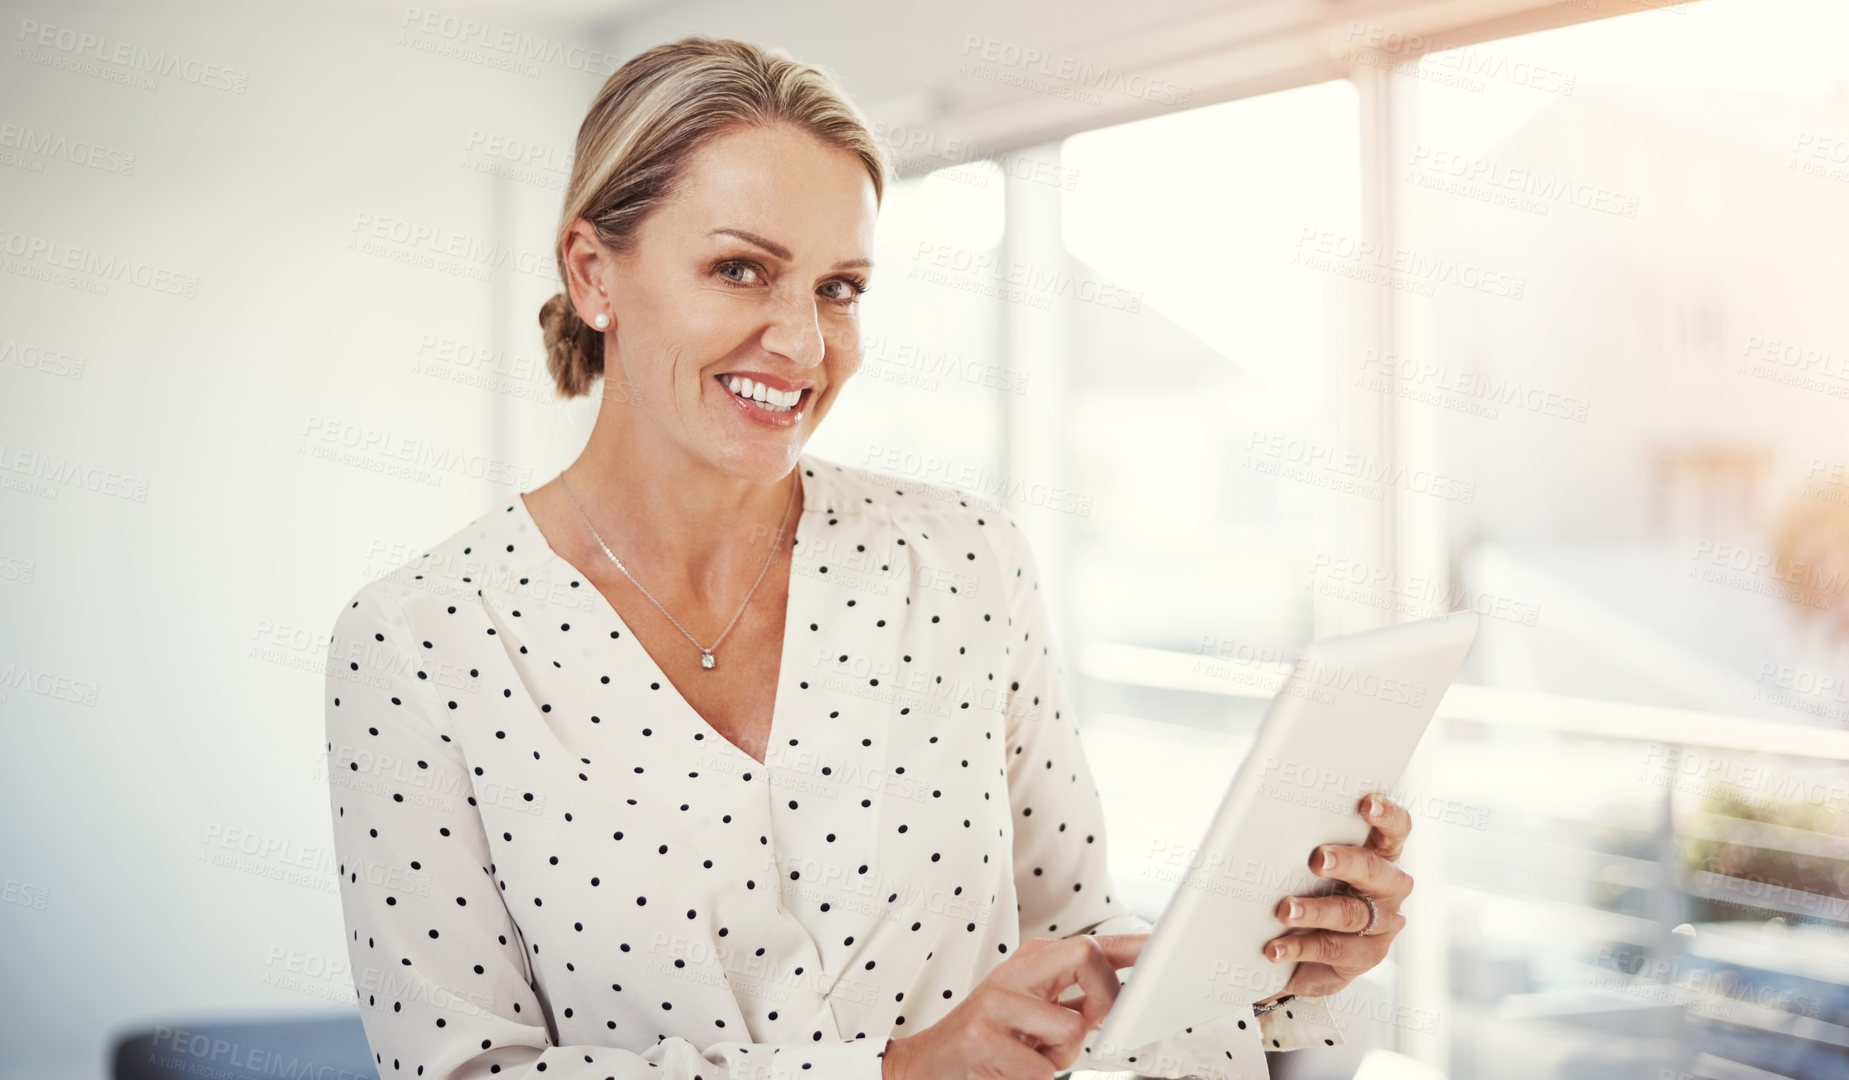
[
  {"left": 1087, "top": 932, "right": 1148, "bottom": 971},
  {"left": 1011, "top": 931, "right": 1146, "bottom": 971},
  {"left": 1359, "top": 794, "right": 1413, "bottom": 860},
  {"left": 1311, "top": 843, "right": 1413, "bottom": 899},
  {"left": 1264, "top": 929, "right": 1382, "bottom": 972},
  {"left": 1275, "top": 892, "right": 1373, "bottom": 934},
  {"left": 1014, "top": 934, "right": 1142, "bottom": 1032},
  {"left": 1052, "top": 935, "right": 1135, "bottom": 1030},
  {"left": 984, "top": 989, "right": 1091, "bottom": 1071}
]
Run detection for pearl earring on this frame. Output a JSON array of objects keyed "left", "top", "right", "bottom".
[{"left": 592, "top": 313, "right": 609, "bottom": 329}]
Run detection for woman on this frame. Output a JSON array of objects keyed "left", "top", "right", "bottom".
[{"left": 324, "top": 36, "right": 1415, "bottom": 1080}]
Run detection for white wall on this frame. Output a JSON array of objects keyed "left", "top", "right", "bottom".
[{"left": 0, "top": 1, "right": 598, "bottom": 1074}]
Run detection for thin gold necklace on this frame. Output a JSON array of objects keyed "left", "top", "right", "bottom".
[{"left": 557, "top": 470, "right": 799, "bottom": 671}]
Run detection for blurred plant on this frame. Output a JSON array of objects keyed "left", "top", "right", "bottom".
[{"left": 1680, "top": 784, "right": 1849, "bottom": 926}]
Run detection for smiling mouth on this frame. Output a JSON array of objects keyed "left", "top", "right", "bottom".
[{"left": 717, "top": 374, "right": 810, "bottom": 414}]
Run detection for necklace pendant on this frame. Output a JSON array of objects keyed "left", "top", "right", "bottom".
[{"left": 700, "top": 650, "right": 715, "bottom": 670}]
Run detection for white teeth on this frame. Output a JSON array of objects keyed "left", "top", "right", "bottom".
[{"left": 721, "top": 375, "right": 803, "bottom": 412}]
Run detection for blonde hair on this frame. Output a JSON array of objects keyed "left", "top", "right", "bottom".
[{"left": 539, "top": 36, "right": 892, "bottom": 399}]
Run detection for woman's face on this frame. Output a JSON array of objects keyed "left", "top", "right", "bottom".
[{"left": 571, "top": 121, "right": 879, "bottom": 484}]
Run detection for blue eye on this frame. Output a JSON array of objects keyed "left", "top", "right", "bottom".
[
  {"left": 715, "top": 259, "right": 868, "bottom": 306},
  {"left": 717, "top": 261, "right": 760, "bottom": 286}
]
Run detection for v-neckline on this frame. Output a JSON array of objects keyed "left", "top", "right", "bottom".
[{"left": 509, "top": 458, "right": 818, "bottom": 767}]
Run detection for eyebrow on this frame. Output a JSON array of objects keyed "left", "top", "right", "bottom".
[{"left": 710, "top": 227, "right": 872, "bottom": 271}]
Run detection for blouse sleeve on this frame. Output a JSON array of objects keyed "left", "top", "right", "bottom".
[
  {"left": 986, "top": 521, "right": 1345, "bottom": 1078},
  {"left": 323, "top": 583, "right": 890, "bottom": 1080}
]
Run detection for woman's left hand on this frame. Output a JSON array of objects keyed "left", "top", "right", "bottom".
[{"left": 1258, "top": 793, "right": 1414, "bottom": 1001}]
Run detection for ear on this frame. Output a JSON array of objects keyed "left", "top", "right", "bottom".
[{"left": 561, "top": 219, "right": 613, "bottom": 325}]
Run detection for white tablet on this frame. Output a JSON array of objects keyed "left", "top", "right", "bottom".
[{"left": 1092, "top": 610, "right": 1482, "bottom": 1052}]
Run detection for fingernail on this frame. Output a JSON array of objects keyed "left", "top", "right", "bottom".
[
  {"left": 1366, "top": 795, "right": 1382, "bottom": 817},
  {"left": 1321, "top": 848, "right": 1337, "bottom": 871},
  {"left": 1269, "top": 942, "right": 1287, "bottom": 962},
  {"left": 1287, "top": 900, "right": 1303, "bottom": 921}
]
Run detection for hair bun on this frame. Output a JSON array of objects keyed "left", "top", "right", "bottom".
[{"left": 539, "top": 291, "right": 603, "bottom": 399}]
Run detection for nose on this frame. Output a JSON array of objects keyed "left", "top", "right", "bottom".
[{"left": 758, "top": 288, "right": 826, "bottom": 369}]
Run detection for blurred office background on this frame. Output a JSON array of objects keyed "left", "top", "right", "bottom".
[{"left": 3, "top": 0, "right": 1847, "bottom": 1078}]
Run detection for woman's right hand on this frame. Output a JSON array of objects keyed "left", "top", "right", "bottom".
[{"left": 880, "top": 932, "right": 1146, "bottom": 1080}]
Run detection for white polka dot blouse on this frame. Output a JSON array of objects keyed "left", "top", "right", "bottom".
[{"left": 324, "top": 453, "right": 1344, "bottom": 1079}]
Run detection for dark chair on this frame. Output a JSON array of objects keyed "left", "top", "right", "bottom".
[{"left": 109, "top": 1012, "right": 378, "bottom": 1080}]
